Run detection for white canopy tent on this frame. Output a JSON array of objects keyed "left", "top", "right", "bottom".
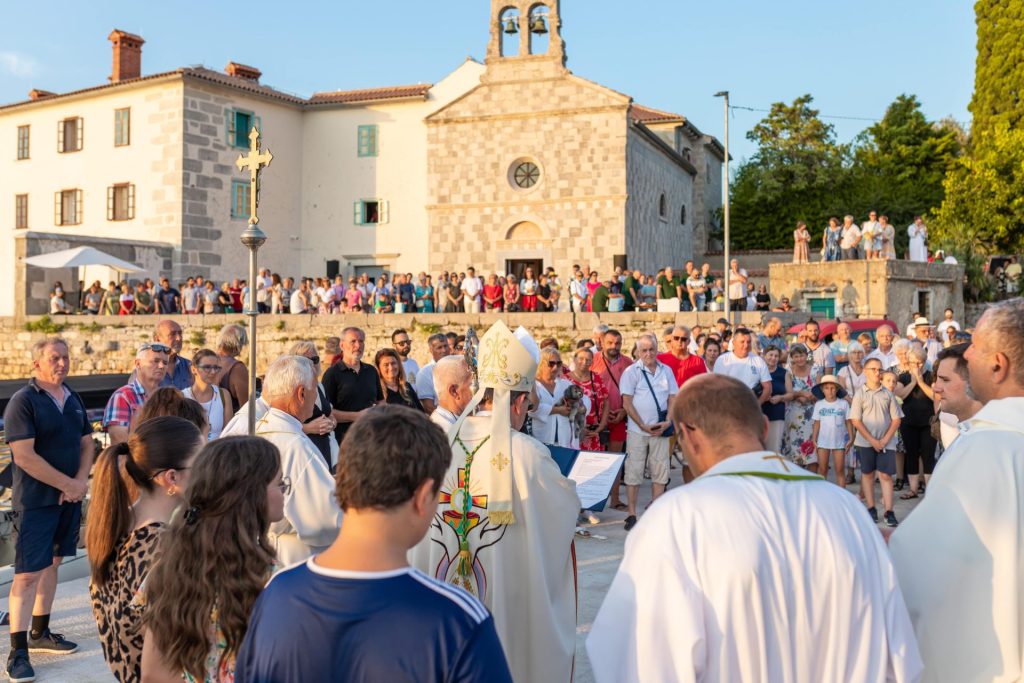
[{"left": 23, "top": 246, "right": 143, "bottom": 273}]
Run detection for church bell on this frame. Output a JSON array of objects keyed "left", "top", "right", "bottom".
[
  {"left": 529, "top": 15, "right": 548, "bottom": 34},
  {"left": 503, "top": 17, "right": 519, "bottom": 34}
]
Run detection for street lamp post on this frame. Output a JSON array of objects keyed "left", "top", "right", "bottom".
[{"left": 714, "top": 91, "right": 730, "bottom": 318}]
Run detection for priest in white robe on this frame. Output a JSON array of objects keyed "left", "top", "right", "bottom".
[
  {"left": 409, "top": 321, "right": 580, "bottom": 683},
  {"left": 588, "top": 373, "right": 922, "bottom": 683},
  {"left": 890, "top": 299, "right": 1024, "bottom": 682},
  {"left": 222, "top": 355, "right": 342, "bottom": 565}
]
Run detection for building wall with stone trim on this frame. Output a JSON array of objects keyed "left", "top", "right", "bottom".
[
  {"left": 625, "top": 129, "right": 695, "bottom": 273},
  {"left": 426, "top": 74, "right": 633, "bottom": 277},
  {"left": 180, "top": 83, "right": 304, "bottom": 283},
  {"left": 691, "top": 141, "right": 724, "bottom": 262},
  {"left": 0, "top": 78, "right": 184, "bottom": 316}
]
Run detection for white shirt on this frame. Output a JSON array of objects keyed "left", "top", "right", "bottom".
[
  {"left": 460, "top": 276, "right": 482, "bottom": 301},
  {"left": 414, "top": 360, "right": 438, "bottom": 402},
  {"left": 619, "top": 361, "right": 678, "bottom": 434},
  {"left": 867, "top": 346, "right": 898, "bottom": 370},
  {"left": 402, "top": 357, "right": 420, "bottom": 385},
  {"left": 713, "top": 352, "right": 771, "bottom": 390},
  {"left": 289, "top": 289, "right": 305, "bottom": 314},
  {"left": 430, "top": 407, "right": 457, "bottom": 429},
  {"left": 183, "top": 385, "right": 226, "bottom": 440},
  {"left": 727, "top": 269, "right": 747, "bottom": 300},
  {"left": 935, "top": 320, "right": 961, "bottom": 336},
  {"left": 530, "top": 377, "right": 591, "bottom": 448},
  {"left": 812, "top": 398, "right": 850, "bottom": 449},
  {"left": 569, "top": 278, "right": 588, "bottom": 301},
  {"left": 588, "top": 451, "right": 923, "bottom": 683},
  {"left": 840, "top": 224, "right": 862, "bottom": 249}
]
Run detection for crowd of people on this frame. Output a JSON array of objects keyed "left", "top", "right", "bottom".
[
  {"left": 49, "top": 259, "right": 792, "bottom": 318},
  {"left": 4, "top": 296, "right": 1024, "bottom": 682},
  {"left": 794, "top": 212, "right": 943, "bottom": 263}
]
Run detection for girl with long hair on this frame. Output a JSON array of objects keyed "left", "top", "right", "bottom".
[
  {"left": 88, "top": 416, "right": 204, "bottom": 683},
  {"left": 141, "top": 437, "right": 285, "bottom": 683}
]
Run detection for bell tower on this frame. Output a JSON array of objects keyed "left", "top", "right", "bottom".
[{"left": 484, "top": 0, "right": 568, "bottom": 82}]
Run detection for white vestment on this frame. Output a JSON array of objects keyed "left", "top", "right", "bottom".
[
  {"left": 588, "top": 451, "right": 922, "bottom": 683},
  {"left": 220, "top": 397, "right": 269, "bottom": 435},
  {"left": 409, "top": 415, "right": 580, "bottom": 683},
  {"left": 890, "top": 397, "right": 1024, "bottom": 682},
  {"left": 223, "top": 407, "right": 342, "bottom": 565}
]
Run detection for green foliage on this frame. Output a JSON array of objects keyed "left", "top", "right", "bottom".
[
  {"left": 730, "top": 95, "right": 850, "bottom": 249},
  {"left": 188, "top": 330, "right": 207, "bottom": 348},
  {"left": 274, "top": 320, "right": 286, "bottom": 331},
  {"left": 932, "top": 123, "right": 1024, "bottom": 255},
  {"left": 930, "top": 220, "right": 995, "bottom": 303},
  {"left": 969, "top": 0, "right": 1024, "bottom": 136},
  {"left": 847, "top": 94, "right": 961, "bottom": 254},
  {"left": 415, "top": 321, "right": 443, "bottom": 335},
  {"left": 24, "top": 316, "right": 65, "bottom": 334}
]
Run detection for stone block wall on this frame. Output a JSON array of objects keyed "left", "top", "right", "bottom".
[{"left": 0, "top": 311, "right": 768, "bottom": 380}]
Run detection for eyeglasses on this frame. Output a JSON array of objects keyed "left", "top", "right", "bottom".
[
  {"left": 395, "top": 340, "right": 411, "bottom": 346},
  {"left": 455, "top": 345, "right": 465, "bottom": 352},
  {"left": 278, "top": 477, "right": 292, "bottom": 496},
  {"left": 672, "top": 336, "right": 690, "bottom": 343},
  {"left": 197, "top": 364, "right": 220, "bottom": 373},
  {"left": 139, "top": 342, "right": 171, "bottom": 354},
  {"left": 548, "top": 360, "right": 563, "bottom": 367}
]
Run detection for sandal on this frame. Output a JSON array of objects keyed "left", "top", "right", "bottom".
[
  {"left": 900, "top": 491, "right": 919, "bottom": 500},
  {"left": 894, "top": 478, "right": 905, "bottom": 491},
  {"left": 611, "top": 503, "right": 628, "bottom": 511}
]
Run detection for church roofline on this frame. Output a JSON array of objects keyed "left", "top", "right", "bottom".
[
  {"left": 308, "top": 84, "right": 433, "bottom": 106},
  {"left": 630, "top": 120, "right": 697, "bottom": 176}
]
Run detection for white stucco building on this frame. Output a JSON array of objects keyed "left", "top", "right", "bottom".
[{"left": 0, "top": 7, "right": 722, "bottom": 315}]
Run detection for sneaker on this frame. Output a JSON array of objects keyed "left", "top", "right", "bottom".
[
  {"left": 6, "top": 649, "right": 34, "bottom": 683},
  {"left": 885, "top": 511, "right": 899, "bottom": 527},
  {"left": 27, "top": 629, "right": 77, "bottom": 655},
  {"left": 624, "top": 515, "right": 637, "bottom": 531},
  {"left": 867, "top": 506, "right": 878, "bottom": 523}
]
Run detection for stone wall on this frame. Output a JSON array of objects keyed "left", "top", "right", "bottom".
[
  {"left": 625, "top": 128, "right": 694, "bottom": 272},
  {"left": 769, "top": 260, "right": 965, "bottom": 334},
  {"left": 0, "top": 311, "right": 770, "bottom": 380}
]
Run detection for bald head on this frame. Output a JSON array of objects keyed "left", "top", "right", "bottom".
[
  {"left": 672, "top": 374, "right": 768, "bottom": 475},
  {"left": 966, "top": 298, "right": 1024, "bottom": 402},
  {"left": 433, "top": 355, "right": 473, "bottom": 414}
]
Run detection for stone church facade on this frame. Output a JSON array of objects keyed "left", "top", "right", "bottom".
[{"left": 427, "top": 0, "right": 724, "bottom": 279}]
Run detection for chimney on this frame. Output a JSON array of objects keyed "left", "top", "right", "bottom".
[
  {"left": 28, "top": 89, "right": 56, "bottom": 101},
  {"left": 108, "top": 29, "right": 144, "bottom": 83},
  {"left": 225, "top": 62, "right": 261, "bottom": 82}
]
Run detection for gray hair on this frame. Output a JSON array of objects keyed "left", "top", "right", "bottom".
[
  {"left": 593, "top": 323, "right": 610, "bottom": 336},
  {"left": 847, "top": 341, "right": 865, "bottom": 355},
  {"left": 844, "top": 214, "right": 854, "bottom": 222},
  {"left": 893, "top": 338, "right": 912, "bottom": 354},
  {"left": 262, "top": 355, "right": 315, "bottom": 401},
  {"left": 637, "top": 333, "right": 658, "bottom": 350},
  {"left": 32, "top": 337, "right": 68, "bottom": 360},
  {"left": 216, "top": 324, "right": 248, "bottom": 357},
  {"left": 432, "top": 355, "right": 471, "bottom": 397},
  {"left": 908, "top": 347, "right": 928, "bottom": 364},
  {"left": 427, "top": 332, "right": 448, "bottom": 347},
  {"left": 288, "top": 340, "right": 318, "bottom": 359},
  {"left": 981, "top": 298, "right": 1024, "bottom": 384}
]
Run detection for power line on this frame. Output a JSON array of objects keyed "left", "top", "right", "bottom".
[{"left": 728, "top": 104, "right": 880, "bottom": 123}]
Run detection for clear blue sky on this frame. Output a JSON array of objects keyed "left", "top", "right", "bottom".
[{"left": 0, "top": 0, "right": 976, "bottom": 162}]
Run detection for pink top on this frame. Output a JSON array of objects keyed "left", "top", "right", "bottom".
[{"left": 344, "top": 289, "right": 362, "bottom": 307}]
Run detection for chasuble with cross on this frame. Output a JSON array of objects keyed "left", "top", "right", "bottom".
[{"left": 409, "top": 414, "right": 580, "bottom": 683}]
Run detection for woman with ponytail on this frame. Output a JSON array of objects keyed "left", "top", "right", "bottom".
[
  {"left": 141, "top": 436, "right": 284, "bottom": 683},
  {"left": 87, "top": 416, "right": 204, "bottom": 683}
]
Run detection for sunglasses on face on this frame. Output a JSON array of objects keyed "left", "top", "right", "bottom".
[
  {"left": 395, "top": 339, "right": 411, "bottom": 345},
  {"left": 139, "top": 342, "right": 172, "bottom": 354},
  {"left": 548, "top": 360, "right": 563, "bottom": 367},
  {"left": 197, "top": 364, "right": 220, "bottom": 373},
  {"left": 672, "top": 336, "right": 690, "bottom": 343}
]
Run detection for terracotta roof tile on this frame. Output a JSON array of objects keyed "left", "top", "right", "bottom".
[
  {"left": 309, "top": 84, "right": 432, "bottom": 105},
  {"left": 630, "top": 104, "right": 683, "bottom": 124},
  {"left": 183, "top": 67, "right": 305, "bottom": 104}
]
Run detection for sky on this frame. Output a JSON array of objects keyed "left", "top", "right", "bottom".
[{"left": 0, "top": 0, "right": 976, "bottom": 163}]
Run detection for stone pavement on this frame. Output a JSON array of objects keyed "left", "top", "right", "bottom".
[{"left": 0, "top": 471, "right": 922, "bottom": 683}]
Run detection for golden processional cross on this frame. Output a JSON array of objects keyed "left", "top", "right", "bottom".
[
  {"left": 234, "top": 125, "right": 273, "bottom": 437},
  {"left": 235, "top": 127, "right": 273, "bottom": 224}
]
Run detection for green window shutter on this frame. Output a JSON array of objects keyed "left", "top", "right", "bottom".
[
  {"left": 226, "top": 108, "right": 235, "bottom": 146},
  {"left": 357, "top": 125, "right": 379, "bottom": 157},
  {"left": 353, "top": 201, "right": 363, "bottom": 225},
  {"left": 370, "top": 125, "right": 378, "bottom": 156},
  {"left": 380, "top": 200, "right": 389, "bottom": 224}
]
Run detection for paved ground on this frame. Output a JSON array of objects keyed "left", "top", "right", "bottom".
[{"left": 0, "top": 469, "right": 922, "bottom": 682}]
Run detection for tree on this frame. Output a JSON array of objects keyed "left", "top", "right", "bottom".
[
  {"left": 730, "top": 95, "right": 850, "bottom": 249},
  {"left": 847, "top": 94, "right": 961, "bottom": 254},
  {"left": 969, "top": 0, "right": 1024, "bottom": 136},
  {"left": 932, "top": 122, "right": 1024, "bottom": 255}
]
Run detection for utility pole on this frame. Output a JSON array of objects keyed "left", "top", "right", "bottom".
[{"left": 714, "top": 91, "right": 730, "bottom": 318}]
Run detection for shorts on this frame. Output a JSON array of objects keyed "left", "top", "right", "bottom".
[
  {"left": 14, "top": 503, "right": 81, "bottom": 574},
  {"left": 624, "top": 432, "right": 670, "bottom": 486},
  {"left": 857, "top": 447, "right": 896, "bottom": 476}
]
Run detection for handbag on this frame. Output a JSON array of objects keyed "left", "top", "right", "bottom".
[{"left": 640, "top": 367, "right": 674, "bottom": 438}]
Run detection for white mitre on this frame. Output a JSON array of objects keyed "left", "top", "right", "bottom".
[{"left": 449, "top": 320, "right": 538, "bottom": 524}]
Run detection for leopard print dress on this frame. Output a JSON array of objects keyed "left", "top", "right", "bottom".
[{"left": 90, "top": 522, "right": 165, "bottom": 683}]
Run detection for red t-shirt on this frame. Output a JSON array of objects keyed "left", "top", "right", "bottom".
[
  {"left": 657, "top": 352, "right": 707, "bottom": 387},
  {"left": 483, "top": 284, "right": 503, "bottom": 307}
]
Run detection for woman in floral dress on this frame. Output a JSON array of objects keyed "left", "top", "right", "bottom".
[
  {"left": 781, "top": 344, "right": 818, "bottom": 470},
  {"left": 793, "top": 221, "right": 811, "bottom": 263},
  {"left": 566, "top": 348, "right": 609, "bottom": 451}
]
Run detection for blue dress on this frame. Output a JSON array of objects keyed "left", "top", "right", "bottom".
[
  {"left": 416, "top": 285, "right": 435, "bottom": 313},
  {"left": 824, "top": 227, "right": 842, "bottom": 262}
]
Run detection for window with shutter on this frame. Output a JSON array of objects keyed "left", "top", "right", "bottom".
[
  {"left": 15, "top": 194, "right": 28, "bottom": 229},
  {"left": 357, "top": 125, "right": 379, "bottom": 157},
  {"left": 59, "top": 117, "right": 82, "bottom": 153},
  {"left": 109, "top": 183, "right": 134, "bottom": 220},
  {"left": 16, "top": 126, "right": 29, "bottom": 160},
  {"left": 228, "top": 110, "right": 254, "bottom": 149},
  {"left": 115, "top": 108, "right": 131, "bottom": 146},
  {"left": 353, "top": 199, "right": 388, "bottom": 225},
  {"left": 231, "top": 180, "right": 250, "bottom": 219},
  {"left": 57, "top": 189, "right": 81, "bottom": 225}
]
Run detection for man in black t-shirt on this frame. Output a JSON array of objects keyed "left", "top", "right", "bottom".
[
  {"left": 3, "top": 338, "right": 93, "bottom": 681},
  {"left": 323, "top": 327, "right": 383, "bottom": 445},
  {"left": 156, "top": 277, "right": 180, "bottom": 314}
]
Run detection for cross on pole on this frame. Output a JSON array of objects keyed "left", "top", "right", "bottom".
[{"left": 235, "top": 127, "right": 273, "bottom": 224}]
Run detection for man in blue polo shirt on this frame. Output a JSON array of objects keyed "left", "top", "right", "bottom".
[
  {"left": 3, "top": 338, "right": 94, "bottom": 682},
  {"left": 235, "top": 405, "right": 512, "bottom": 682}
]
